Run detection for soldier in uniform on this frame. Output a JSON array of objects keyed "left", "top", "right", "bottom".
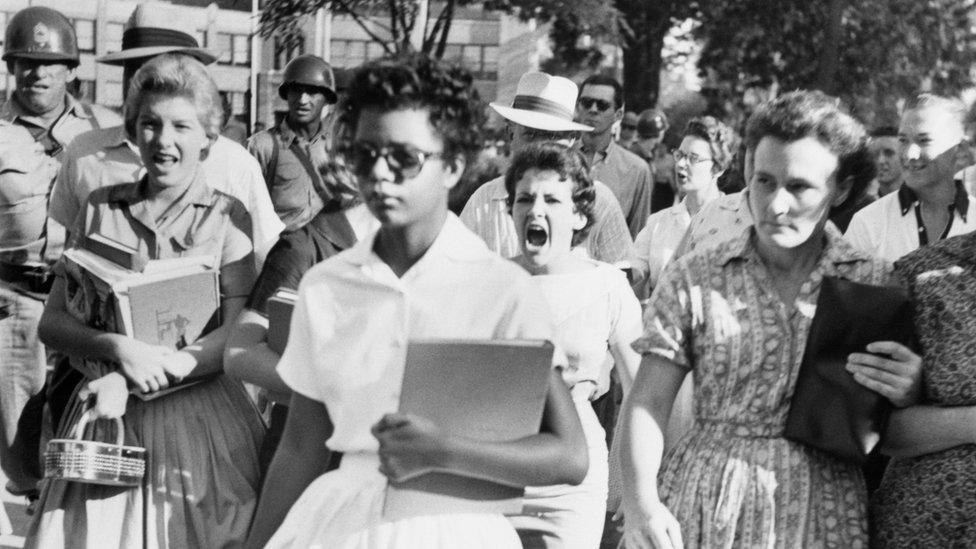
[
  {"left": 248, "top": 55, "right": 348, "bottom": 232},
  {"left": 0, "top": 6, "right": 120, "bottom": 502}
]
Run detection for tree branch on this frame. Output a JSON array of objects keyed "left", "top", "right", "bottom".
[{"left": 332, "top": 0, "right": 395, "bottom": 54}]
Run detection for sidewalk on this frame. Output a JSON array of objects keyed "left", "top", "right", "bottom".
[{"left": 0, "top": 471, "right": 30, "bottom": 548}]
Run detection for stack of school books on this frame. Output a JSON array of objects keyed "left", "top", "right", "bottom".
[{"left": 63, "top": 233, "right": 222, "bottom": 399}]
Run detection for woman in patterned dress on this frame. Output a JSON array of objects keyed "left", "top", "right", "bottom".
[
  {"left": 618, "top": 91, "right": 922, "bottom": 549},
  {"left": 27, "top": 54, "right": 264, "bottom": 548},
  {"left": 869, "top": 231, "right": 976, "bottom": 546}
]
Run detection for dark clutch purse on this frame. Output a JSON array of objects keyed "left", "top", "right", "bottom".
[{"left": 783, "top": 276, "right": 914, "bottom": 463}]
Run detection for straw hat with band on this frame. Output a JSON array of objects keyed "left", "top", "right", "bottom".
[
  {"left": 98, "top": 4, "right": 218, "bottom": 66},
  {"left": 490, "top": 72, "right": 593, "bottom": 133}
]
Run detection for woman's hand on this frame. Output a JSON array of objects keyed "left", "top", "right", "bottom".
[
  {"left": 114, "top": 338, "right": 175, "bottom": 393},
  {"left": 371, "top": 413, "right": 447, "bottom": 482},
  {"left": 161, "top": 351, "right": 197, "bottom": 383},
  {"left": 846, "top": 341, "right": 922, "bottom": 407},
  {"left": 79, "top": 372, "right": 129, "bottom": 419},
  {"left": 622, "top": 499, "right": 684, "bottom": 549}
]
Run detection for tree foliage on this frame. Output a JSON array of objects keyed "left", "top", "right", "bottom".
[
  {"left": 694, "top": 0, "right": 976, "bottom": 126},
  {"left": 259, "top": 0, "right": 478, "bottom": 58}
]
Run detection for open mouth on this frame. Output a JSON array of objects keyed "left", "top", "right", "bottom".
[
  {"left": 524, "top": 221, "right": 549, "bottom": 252},
  {"left": 153, "top": 153, "right": 178, "bottom": 167}
]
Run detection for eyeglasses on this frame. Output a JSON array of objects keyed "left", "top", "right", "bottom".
[
  {"left": 338, "top": 141, "right": 443, "bottom": 179},
  {"left": 671, "top": 149, "right": 712, "bottom": 164},
  {"left": 578, "top": 97, "right": 614, "bottom": 112}
]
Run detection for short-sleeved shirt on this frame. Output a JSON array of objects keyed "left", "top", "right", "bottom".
[
  {"left": 845, "top": 182, "right": 976, "bottom": 262},
  {"left": 629, "top": 199, "right": 692, "bottom": 295},
  {"left": 247, "top": 118, "right": 329, "bottom": 232},
  {"left": 459, "top": 176, "right": 633, "bottom": 264},
  {"left": 245, "top": 207, "right": 360, "bottom": 315},
  {"left": 69, "top": 171, "right": 256, "bottom": 300},
  {"left": 533, "top": 261, "right": 642, "bottom": 398},
  {"left": 276, "top": 214, "right": 559, "bottom": 453},
  {"left": 49, "top": 125, "right": 284, "bottom": 267},
  {"left": 585, "top": 140, "right": 654, "bottom": 236},
  {"left": 0, "top": 94, "right": 121, "bottom": 265}
]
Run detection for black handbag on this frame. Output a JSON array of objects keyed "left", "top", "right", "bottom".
[{"left": 783, "top": 276, "right": 914, "bottom": 463}]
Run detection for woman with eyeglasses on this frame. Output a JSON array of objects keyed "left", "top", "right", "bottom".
[
  {"left": 503, "top": 142, "right": 643, "bottom": 548},
  {"left": 628, "top": 116, "right": 734, "bottom": 297},
  {"left": 244, "top": 56, "right": 588, "bottom": 549}
]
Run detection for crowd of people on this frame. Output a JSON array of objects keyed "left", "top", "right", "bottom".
[{"left": 0, "top": 3, "right": 974, "bottom": 549}]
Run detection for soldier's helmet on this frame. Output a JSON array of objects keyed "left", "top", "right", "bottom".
[
  {"left": 3, "top": 6, "right": 79, "bottom": 67},
  {"left": 279, "top": 55, "right": 337, "bottom": 103}
]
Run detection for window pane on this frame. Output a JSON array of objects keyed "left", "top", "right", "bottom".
[
  {"left": 232, "top": 35, "right": 250, "bottom": 65},
  {"left": 106, "top": 23, "right": 124, "bottom": 53},
  {"left": 102, "top": 81, "right": 123, "bottom": 107},
  {"left": 443, "top": 44, "right": 462, "bottom": 62},
  {"left": 329, "top": 40, "right": 347, "bottom": 67},
  {"left": 483, "top": 46, "right": 499, "bottom": 75},
  {"left": 346, "top": 41, "right": 366, "bottom": 68},
  {"left": 0, "top": 13, "right": 9, "bottom": 47},
  {"left": 74, "top": 20, "right": 95, "bottom": 53},
  {"left": 217, "top": 33, "right": 232, "bottom": 64},
  {"left": 366, "top": 41, "right": 385, "bottom": 61},
  {"left": 462, "top": 45, "right": 481, "bottom": 73}
]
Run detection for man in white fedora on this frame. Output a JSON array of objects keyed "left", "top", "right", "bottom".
[
  {"left": 460, "top": 72, "right": 632, "bottom": 264},
  {"left": 47, "top": 3, "right": 283, "bottom": 270}
]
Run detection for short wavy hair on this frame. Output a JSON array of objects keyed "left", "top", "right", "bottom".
[
  {"left": 123, "top": 53, "right": 223, "bottom": 142},
  {"left": 504, "top": 142, "right": 596, "bottom": 248},
  {"left": 340, "top": 53, "right": 485, "bottom": 172},
  {"left": 745, "top": 90, "right": 865, "bottom": 187},
  {"left": 683, "top": 115, "right": 735, "bottom": 174}
]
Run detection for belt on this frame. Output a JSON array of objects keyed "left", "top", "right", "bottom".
[{"left": 0, "top": 262, "right": 53, "bottom": 294}]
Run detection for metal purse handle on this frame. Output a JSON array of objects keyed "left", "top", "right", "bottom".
[{"left": 71, "top": 410, "right": 125, "bottom": 448}]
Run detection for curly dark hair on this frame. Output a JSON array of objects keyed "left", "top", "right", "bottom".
[
  {"left": 684, "top": 116, "right": 735, "bottom": 174},
  {"left": 504, "top": 142, "right": 596, "bottom": 248},
  {"left": 340, "top": 53, "right": 485, "bottom": 173}
]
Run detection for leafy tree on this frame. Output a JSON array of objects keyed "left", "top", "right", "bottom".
[
  {"left": 693, "top": 0, "right": 976, "bottom": 126},
  {"left": 258, "top": 0, "right": 475, "bottom": 58}
]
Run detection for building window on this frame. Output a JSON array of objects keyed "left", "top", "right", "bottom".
[
  {"left": 273, "top": 35, "right": 305, "bottom": 70},
  {"left": 232, "top": 35, "right": 250, "bottom": 66},
  {"left": 216, "top": 33, "right": 233, "bottom": 64},
  {"left": 74, "top": 19, "right": 95, "bottom": 53},
  {"left": 483, "top": 46, "right": 499, "bottom": 76},
  {"left": 0, "top": 13, "right": 8, "bottom": 48},
  {"left": 105, "top": 22, "right": 124, "bottom": 53},
  {"left": 102, "top": 81, "right": 123, "bottom": 108}
]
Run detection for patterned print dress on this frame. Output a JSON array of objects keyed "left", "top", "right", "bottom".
[
  {"left": 871, "top": 232, "right": 976, "bottom": 547},
  {"left": 633, "top": 226, "right": 892, "bottom": 548}
]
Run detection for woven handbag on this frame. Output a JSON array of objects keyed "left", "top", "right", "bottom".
[{"left": 44, "top": 410, "right": 146, "bottom": 486}]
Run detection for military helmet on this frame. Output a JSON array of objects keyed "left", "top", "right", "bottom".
[
  {"left": 3, "top": 6, "right": 79, "bottom": 66},
  {"left": 279, "top": 55, "right": 337, "bottom": 103}
]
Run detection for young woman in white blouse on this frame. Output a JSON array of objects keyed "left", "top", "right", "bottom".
[{"left": 507, "top": 142, "right": 643, "bottom": 548}]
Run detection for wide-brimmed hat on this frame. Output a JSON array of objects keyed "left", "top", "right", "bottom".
[
  {"left": 97, "top": 4, "right": 218, "bottom": 65},
  {"left": 490, "top": 72, "right": 593, "bottom": 132}
]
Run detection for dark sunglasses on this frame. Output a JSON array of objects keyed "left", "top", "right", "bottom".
[
  {"left": 338, "top": 141, "right": 443, "bottom": 179},
  {"left": 578, "top": 97, "right": 614, "bottom": 112}
]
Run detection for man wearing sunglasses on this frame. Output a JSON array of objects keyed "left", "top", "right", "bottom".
[
  {"left": 617, "top": 111, "right": 639, "bottom": 149},
  {"left": 577, "top": 75, "right": 654, "bottom": 237}
]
